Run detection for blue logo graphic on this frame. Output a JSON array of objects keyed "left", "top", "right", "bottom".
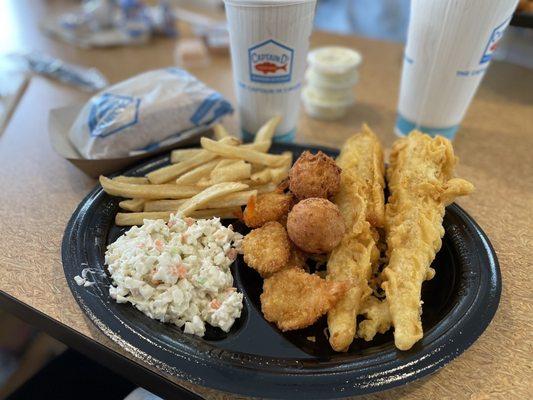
[
  {"left": 248, "top": 39, "right": 294, "bottom": 84},
  {"left": 480, "top": 16, "right": 511, "bottom": 64},
  {"left": 88, "top": 93, "right": 140, "bottom": 137},
  {"left": 190, "top": 92, "right": 233, "bottom": 126}
]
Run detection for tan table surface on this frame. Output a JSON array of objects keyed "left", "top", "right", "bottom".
[{"left": 1, "top": 1, "right": 532, "bottom": 399}]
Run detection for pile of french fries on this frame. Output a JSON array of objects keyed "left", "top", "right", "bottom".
[{"left": 99, "top": 117, "right": 292, "bottom": 226}]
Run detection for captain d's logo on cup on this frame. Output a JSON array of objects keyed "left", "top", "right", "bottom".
[
  {"left": 480, "top": 15, "right": 512, "bottom": 64},
  {"left": 248, "top": 39, "right": 294, "bottom": 84}
]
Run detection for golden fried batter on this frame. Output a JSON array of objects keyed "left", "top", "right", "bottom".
[
  {"left": 357, "top": 295, "right": 391, "bottom": 341},
  {"left": 286, "top": 245, "right": 307, "bottom": 269},
  {"left": 243, "top": 221, "right": 291, "bottom": 277},
  {"left": 287, "top": 198, "right": 345, "bottom": 254},
  {"left": 243, "top": 192, "right": 293, "bottom": 228},
  {"left": 261, "top": 268, "right": 347, "bottom": 331},
  {"left": 382, "top": 131, "right": 474, "bottom": 350},
  {"left": 327, "top": 125, "right": 385, "bottom": 352},
  {"left": 289, "top": 151, "right": 341, "bottom": 200},
  {"left": 335, "top": 124, "right": 385, "bottom": 228}
]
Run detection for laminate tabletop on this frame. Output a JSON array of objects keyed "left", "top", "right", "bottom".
[{"left": 0, "top": 1, "right": 531, "bottom": 399}]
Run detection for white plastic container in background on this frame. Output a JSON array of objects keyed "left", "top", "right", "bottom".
[
  {"left": 224, "top": 0, "right": 317, "bottom": 142},
  {"left": 301, "top": 86, "right": 354, "bottom": 120},
  {"left": 302, "top": 46, "right": 361, "bottom": 121},
  {"left": 305, "top": 68, "right": 358, "bottom": 90},
  {"left": 396, "top": 0, "right": 519, "bottom": 139}
]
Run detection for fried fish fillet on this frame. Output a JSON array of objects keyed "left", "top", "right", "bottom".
[
  {"left": 261, "top": 268, "right": 347, "bottom": 331},
  {"left": 335, "top": 124, "right": 386, "bottom": 228},
  {"left": 382, "top": 131, "right": 474, "bottom": 350},
  {"left": 357, "top": 295, "right": 391, "bottom": 341},
  {"left": 327, "top": 125, "right": 385, "bottom": 352}
]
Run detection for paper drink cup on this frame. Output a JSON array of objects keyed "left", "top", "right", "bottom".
[
  {"left": 224, "top": 0, "right": 317, "bottom": 142},
  {"left": 396, "top": 0, "right": 519, "bottom": 139}
]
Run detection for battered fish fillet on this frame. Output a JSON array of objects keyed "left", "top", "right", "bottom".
[
  {"left": 382, "top": 131, "right": 474, "bottom": 350},
  {"left": 357, "top": 296, "right": 391, "bottom": 341},
  {"left": 261, "top": 268, "right": 347, "bottom": 331},
  {"left": 243, "top": 221, "right": 291, "bottom": 277},
  {"left": 327, "top": 125, "right": 385, "bottom": 352},
  {"left": 335, "top": 124, "right": 386, "bottom": 228}
]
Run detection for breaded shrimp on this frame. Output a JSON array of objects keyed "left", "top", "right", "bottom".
[
  {"left": 242, "top": 221, "right": 291, "bottom": 277},
  {"left": 243, "top": 192, "right": 293, "bottom": 228},
  {"left": 261, "top": 268, "right": 347, "bottom": 331}
]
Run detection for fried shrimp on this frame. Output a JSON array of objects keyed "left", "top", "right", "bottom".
[
  {"left": 261, "top": 268, "right": 347, "bottom": 331},
  {"left": 243, "top": 221, "right": 291, "bottom": 277},
  {"left": 243, "top": 192, "right": 293, "bottom": 228}
]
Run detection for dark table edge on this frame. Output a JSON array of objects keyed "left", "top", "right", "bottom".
[{"left": 0, "top": 290, "right": 204, "bottom": 400}]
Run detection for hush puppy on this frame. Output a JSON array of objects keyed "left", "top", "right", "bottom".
[
  {"left": 243, "top": 192, "right": 293, "bottom": 228},
  {"left": 289, "top": 151, "right": 341, "bottom": 200},
  {"left": 243, "top": 221, "right": 291, "bottom": 277},
  {"left": 287, "top": 198, "right": 345, "bottom": 254}
]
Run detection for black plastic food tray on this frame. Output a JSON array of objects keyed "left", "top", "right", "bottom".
[{"left": 62, "top": 143, "right": 501, "bottom": 399}]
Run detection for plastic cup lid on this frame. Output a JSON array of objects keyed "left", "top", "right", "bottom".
[{"left": 307, "top": 46, "right": 362, "bottom": 75}]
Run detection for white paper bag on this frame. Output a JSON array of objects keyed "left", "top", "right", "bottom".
[{"left": 69, "top": 68, "right": 233, "bottom": 159}]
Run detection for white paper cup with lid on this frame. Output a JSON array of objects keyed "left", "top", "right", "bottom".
[
  {"left": 224, "top": 0, "right": 317, "bottom": 142},
  {"left": 396, "top": 0, "right": 518, "bottom": 139}
]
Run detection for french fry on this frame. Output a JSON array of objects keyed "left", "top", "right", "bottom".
[
  {"left": 170, "top": 139, "right": 268, "bottom": 165},
  {"left": 175, "top": 159, "right": 219, "bottom": 184},
  {"left": 144, "top": 190, "right": 257, "bottom": 212},
  {"left": 271, "top": 151, "right": 292, "bottom": 183},
  {"left": 205, "top": 189, "right": 256, "bottom": 208},
  {"left": 115, "top": 207, "right": 243, "bottom": 226},
  {"left": 210, "top": 160, "right": 252, "bottom": 183},
  {"left": 119, "top": 198, "right": 145, "bottom": 212},
  {"left": 253, "top": 182, "right": 278, "bottom": 194},
  {"left": 197, "top": 177, "right": 211, "bottom": 187},
  {"left": 254, "top": 115, "right": 281, "bottom": 144},
  {"left": 170, "top": 137, "right": 241, "bottom": 164},
  {"left": 213, "top": 124, "right": 230, "bottom": 140},
  {"left": 242, "top": 141, "right": 270, "bottom": 152},
  {"left": 144, "top": 199, "right": 185, "bottom": 212},
  {"left": 250, "top": 163, "right": 265, "bottom": 173},
  {"left": 250, "top": 168, "right": 272, "bottom": 184},
  {"left": 99, "top": 176, "right": 201, "bottom": 199},
  {"left": 113, "top": 176, "right": 149, "bottom": 184},
  {"left": 170, "top": 148, "right": 202, "bottom": 164},
  {"left": 147, "top": 150, "right": 217, "bottom": 184},
  {"left": 250, "top": 152, "right": 291, "bottom": 184},
  {"left": 190, "top": 207, "right": 243, "bottom": 220},
  {"left": 178, "top": 182, "right": 249, "bottom": 216},
  {"left": 151, "top": 137, "right": 242, "bottom": 183},
  {"left": 214, "top": 159, "right": 238, "bottom": 169},
  {"left": 116, "top": 211, "right": 173, "bottom": 225},
  {"left": 201, "top": 137, "right": 287, "bottom": 167}
]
